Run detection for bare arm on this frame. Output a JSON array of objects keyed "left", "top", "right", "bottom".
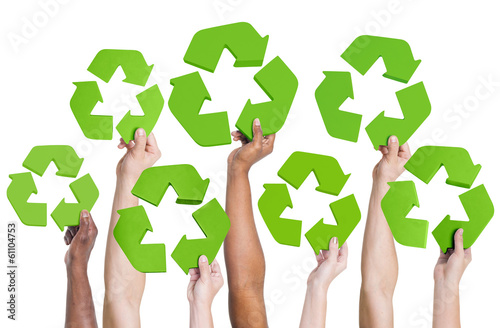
[
  {"left": 64, "top": 210, "right": 98, "bottom": 328},
  {"left": 103, "top": 129, "right": 161, "bottom": 328},
  {"left": 433, "top": 229, "right": 471, "bottom": 328},
  {"left": 360, "top": 136, "right": 411, "bottom": 328},
  {"left": 300, "top": 238, "right": 348, "bottom": 328},
  {"left": 224, "top": 119, "right": 275, "bottom": 328}
]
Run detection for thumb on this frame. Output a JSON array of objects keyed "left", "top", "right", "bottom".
[
  {"left": 454, "top": 229, "right": 464, "bottom": 256},
  {"left": 198, "top": 255, "right": 210, "bottom": 280},
  {"left": 131, "top": 128, "right": 147, "bottom": 157},
  {"left": 252, "top": 118, "right": 263, "bottom": 147},
  {"left": 78, "top": 210, "right": 90, "bottom": 238},
  {"left": 386, "top": 135, "right": 399, "bottom": 162}
]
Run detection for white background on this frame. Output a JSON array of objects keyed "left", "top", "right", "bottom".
[{"left": 1, "top": 0, "right": 499, "bottom": 327}]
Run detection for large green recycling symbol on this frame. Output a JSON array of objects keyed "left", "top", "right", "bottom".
[
  {"left": 381, "top": 146, "right": 494, "bottom": 252},
  {"left": 316, "top": 36, "right": 431, "bottom": 148},
  {"left": 258, "top": 151, "right": 361, "bottom": 254},
  {"left": 113, "top": 164, "right": 230, "bottom": 273},
  {"left": 70, "top": 49, "right": 165, "bottom": 142},
  {"left": 168, "top": 22, "right": 299, "bottom": 147},
  {"left": 7, "top": 146, "right": 99, "bottom": 231}
]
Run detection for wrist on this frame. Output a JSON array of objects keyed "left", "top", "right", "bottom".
[
  {"left": 228, "top": 163, "right": 250, "bottom": 177},
  {"left": 306, "top": 280, "right": 329, "bottom": 296},
  {"left": 435, "top": 277, "right": 460, "bottom": 291}
]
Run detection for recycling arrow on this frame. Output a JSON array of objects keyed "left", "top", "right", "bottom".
[
  {"left": 381, "top": 181, "right": 429, "bottom": 248},
  {"left": 305, "top": 194, "right": 361, "bottom": 254},
  {"left": 365, "top": 82, "right": 431, "bottom": 149},
  {"left": 235, "top": 56, "right": 298, "bottom": 140},
  {"left": 405, "top": 146, "right": 481, "bottom": 189},
  {"left": 50, "top": 174, "right": 99, "bottom": 231},
  {"left": 23, "top": 145, "right": 84, "bottom": 178},
  {"left": 258, "top": 184, "right": 301, "bottom": 246},
  {"left": 114, "top": 205, "right": 166, "bottom": 273},
  {"left": 278, "top": 151, "right": 350, "bottom": 196},
  {"left": 7, "top": 172, "right": 47, "bottom": 227},
  {"left": 171, "top": 198, "right": 230, "bottom": 274},
  {"left": 184, "top": 22, "right": 269, "bottom": 73},
  {"left": 169, "top": 72, "right": 231, "bottom": 147},
  {"left": 70, "top": 81, "right": 113, "bottom": 140},
  {"left": 116, "top": 84, "right": 165, "bottom": 143},
  {"left": 432, "top": 184, "right": 494, "bottom": 252},
  {"left": 315, "top": 71, "right": 360, "bottom": 142},
  {"left": 341, "top": 35, "right": 421, "bottom": 83},
  {"left": 88, "top": 49, "right": 154, "bottom": 86},
  {"left": 131, "top": 165, "right": 210, "bottom": 206}
]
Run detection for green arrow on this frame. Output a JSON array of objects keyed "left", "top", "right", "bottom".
[
  {"left": 184, "top": 22, "right": 269, "bottom": 73},
  {"left": 258, "top": 184, "right": 301, "bottom": 246},
  {"left": 432, "top": 184, "right": 494, "bottom": 253},
  {"left": 315, "top": 71, "right": 360, "bottom": 142},
  {"left": 171, "top": 198, "right": 230, "bottom": 274},
  {"left": 7, "top": 173, "right": 47, "bottom": 227},
  {"left": 132, "top": 165, "right": 209, "bottom": 206},
  {"left": 365, "top": 82, "right": 431, "bottom": 149},
  {"left": 87, "top": 49, "right": 153, "bottom": 86},
  {"left": 341, "top": 35, "right": 421, "bottom": 83},
  {"left": 114, "top": 205, "right": 166, "bottom": 273},
  {"left": 50, "top": 174, "right": 99, "bottom": 231},
  {"left": 381, "top": 181, "right": 428, "bottom": 248},
  {"left": 23, "top": 145, "right": 84, "bottom": 178},
  {"left": 405, "top": 146, "right": 481, "bottom": 189},
  {"left": 168, "top": 72, "right": 231, "bottom": 147},
  {"left": 70, "top": 81, "right": 113, "bottom": 140},
  {"left": 235, "top": 56, "right": 298, "bottom": 140},
  {"left": 305, "top": 194, "right": 361, "bottom": 254},
  {"left": 278, "top": 152, "right": 350, "bottom": 196},
  {"left": 116, "top": 84, "right": 165, "bottom": 143}
]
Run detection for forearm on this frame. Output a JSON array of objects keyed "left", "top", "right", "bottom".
[
  {"left": 103, "top": 178, "right": 145, "bottom": 324},
  {"left": 433, "top": 280, "right": 461, "bottom": 328},
  {"left": 299, "top": 284, "right": 328, "bottom": 328},
  {"left": 224, "top": 168, "right": 266, "bottom": 289},
  {"left": 189, "top": 303, "right": 214, "bottom": 328},
  {"left": 65, "top": 267, "right": 98, "bottom": 328}
]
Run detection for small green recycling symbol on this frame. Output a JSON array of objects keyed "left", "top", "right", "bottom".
[
  {"left": 70, "top": 49, "right": 165, "bottom": 142},
  {"left": 7, "top": 145, "right": 99, "bottom": 231},
  {"left": 168, "top": 22, "right": 299, "bottom": 147},
  {"left": 316, "top": 36, "right": 431, "bottom": 148},
  {"left": 113, "top": 165, "right": 230, "bottom": 273},
  {"left": 258, "top": 151, "right": 361, "bottom": 254},
  {"left": 381, "top": 146, "right": 494, "bottom": 252}
]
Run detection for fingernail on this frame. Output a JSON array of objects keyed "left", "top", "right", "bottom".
[
  {"left": 390, "top": 136, "right": 397, "bottom": 143},
  {"left": 200, "top": 255, "right": 207, "bottom": 263},
  {"left": 255, "top": 118, "right": 261, "bottom": 126},
  {"left": 333, "top": 237, "right": 338, "bottom": 244},
  {"left": 82, "top": 211, "right": 89, "bottom": 218},
  {"left": 458, "top": 228, "right": 463, "bottom": 236},
  {"left": 137, "top": 128, "right": 145, "bottom": 136}
]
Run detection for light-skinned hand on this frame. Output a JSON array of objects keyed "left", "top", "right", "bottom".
[
  {"left": 116, "top": 128, "right": 161, "bottom": 186},
  {"left": 187, "top": 256, "right": 224, "bottom": 308},
  {"left": 227, "top": 118, "right": 275, "bottom": 174},
  {"left": 434, "top": 228, "right": 472, "bottom": 287},
  {"left": 307, "top": 237, "right": 348, "bottom": 292},
  {"left": 372, "top": 135, "right": 411, "bottom": 184}
]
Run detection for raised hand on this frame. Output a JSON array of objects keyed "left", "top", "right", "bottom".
[
  {"left": 372, "top": 136, "right": 411, "bottom": 184},
  {"left": 307, "top": 237, "right": 348, "bottom": 291},
  {"left": 434, "top": 228, "right": 472, "bottom": 287}
]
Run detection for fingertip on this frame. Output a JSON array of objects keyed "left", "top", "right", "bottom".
[{"left": 136, "top": 128, "right": 146, "bottom": 137}]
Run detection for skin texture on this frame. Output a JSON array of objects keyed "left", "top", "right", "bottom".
[
  {"left": 432, "top": 229, "right": 472, "bottom": 328},
  {"left": 224, "top": 118, "right": 275, "bottom": 328},
  {"left": 103, "top": 128, "right": 161, "bottom": 328},
  {"left": 299, "top": 237, "right": 348, "bottom": 328},
  {"left": 359, "top": 136, "right": 411, "bottom": 328},
  {"left": 188, "top": 255, "right": 224, "bottom": 328},
  {"left": 64, "top": 210, "right": 98, "bottom": 328}
]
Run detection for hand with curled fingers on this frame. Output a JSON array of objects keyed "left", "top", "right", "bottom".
[
  {"left": 372, "top": 135, "right": 411, "bottom": 184},
  {"left": 307, "top": 237, "right": 348, "bottom": 291}
]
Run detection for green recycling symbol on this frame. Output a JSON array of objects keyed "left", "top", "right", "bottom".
[
  {"left": 258, "top": 151, "right": 361, "bottom": 254},
  {"left": 7, "top": 145, "right": 99, "bottom": 231},
  {"left": 113, "top": 165, "right": 230, "bottom": 273},
  {"left": 168, "top": 22, "right": 299, "bottom": 147},
  {"left": 381, "top": 146, "right": 494, "bottom": 252},
  {"left": 70, "top": 49, "right": 165, "bottom": 142},
  {"left": 316, "top": 36, "right": 431, "bottom": 148}
]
